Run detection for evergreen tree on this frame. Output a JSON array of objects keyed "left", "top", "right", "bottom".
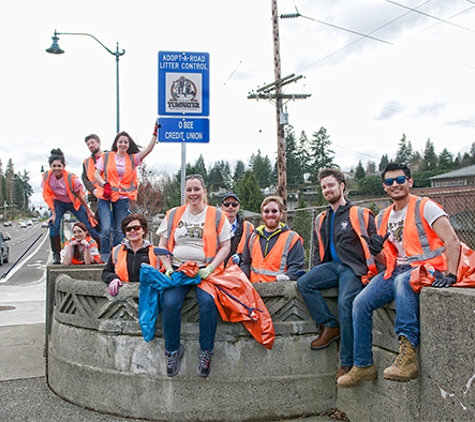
[
  {"left": 249, "top": 149, "right": 273, "bottom": 189},
  {"left": 378, "top": 154, "right": 389, "bottom": 172},
  {"left": 5, "top": 159, "right": 14, "bottom": 218},
  {"left": 355, "top": 160, "right": 366, "bottom": 181},
  {"left": 438, "top": 148, "right": 453, "bottom": 170},
  {"left": 232, "top": 160, "right": 246, "bottom": 188},
  {"left": 470, "top": 142, "right": 475, "bottom": 164},
  {"left": 296, "top": 130, "right": 311, "bottom": 177},
  {"left": 395, "top": 133, "right": 413, "bottom": 165},
  {"left": 186, "top": 154, "right": 208, "bottom": 181},
  {"left": 308, "top": 127, "right": 336, "bottom": 183},
  {"left": 285, "top": 125, "right": 304, "bottom": 186},
  {"left": 366, "top": 161, "right": 377, "bottom": 175},
  {"left": 422, "top": 138, "right": 438, "bottom": 171},
  {"left": 235, "top": 170, "right": 264, "bottom": 213}
]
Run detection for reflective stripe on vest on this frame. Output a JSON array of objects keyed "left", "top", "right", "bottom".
[
  {"left": 249, "top": 230, "right": 299, "bottom": 280},
  {"left": 166, "top": 205, "right": 225, "bottom": 265},
  {"left": 43, "top": 170, "right": 81, "bottom": 211},
  {"left": 112, "top": 244, "right": 157, "bottom": 282},
  {"left": 236, "top": 220, "right": 254, "bottom": 255}
]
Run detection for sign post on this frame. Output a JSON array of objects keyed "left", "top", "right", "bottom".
[{"left": 157, "top": 51, "right": 210, "bottom": 203}]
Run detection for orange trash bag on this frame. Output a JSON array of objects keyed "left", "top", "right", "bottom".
[
  {"left": 199, "top": 264, "right": 275, "bottom": 350},
  {"left": 177, "top": 261, "right": 200, "bottom": 278}
]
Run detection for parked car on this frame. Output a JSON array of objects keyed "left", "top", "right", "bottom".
[
  {"left": 26, "top": 220, "right": 33, "bottom": 226},
  {"left": 19, "top": 222, "right": 27, "bottom": 228},
  {"left": 0, "top": 231, "right": 10, "bottom": 265},
  {"left": 2, "top": 221, "right": 12, "bottom": 227},
  {"left": 41, "top": 222, "right": 49, "bottom": 228}
]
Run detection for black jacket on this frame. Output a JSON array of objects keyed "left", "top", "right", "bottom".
[{"left": 314, "top": 201, "right": 376, "bottom": 277}]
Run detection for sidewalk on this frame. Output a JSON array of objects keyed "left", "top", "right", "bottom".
[{"left": 0, "top": 276, "right": 336, "bottom": 422}]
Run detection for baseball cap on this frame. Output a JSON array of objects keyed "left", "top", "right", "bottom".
[{"left": 222, "top": 192, "right": 239, "bottom": 203}]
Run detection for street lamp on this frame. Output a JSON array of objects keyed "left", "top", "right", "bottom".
[{"left": 46, "top": 29, "right": 125, "bottom": 133}]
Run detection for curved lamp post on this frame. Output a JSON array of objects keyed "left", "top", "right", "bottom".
[{"left": 46, "top": 30, "right": 125, "bottom": 133}]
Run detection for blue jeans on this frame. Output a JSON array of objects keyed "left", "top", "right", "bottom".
[
  {"left": 297, "top": 261, "right": 364, "bottom": 367},
  {"left": 97, "top": 198, "right": 129, "bottom": 262},
  {"left": 162, "top": 285, "right": 218, "bottom": 352},
  {"left": 50, "top": 200, "right": 100, "bottom": 239},
  {"left": 352, "top": 265, "right": 420, "bottom": 367}
]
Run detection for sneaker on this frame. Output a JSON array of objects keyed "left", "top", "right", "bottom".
[
  {"left": 196, "top": 349, "right": 213, "bottom": 378},
  {"left": 310, "top": 326, "right": 340, "bottom": 350},
  {"left": 165, "top": 344, "right": 184, "bottom": 378}
]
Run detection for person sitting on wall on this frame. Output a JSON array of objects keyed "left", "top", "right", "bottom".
[
  {"left": 102, "top": 214, "right": 158, "bottom": 296},
  {"left": 241, "top": 195, "right": 304, "bottom": 282},
  {"left": 62, "top": 222, "right": 102, "bottom": 265},
  {"left": 338, "top": 162, "right": 461, "bottom": 388},
  {"left": 220, "top": 192, "right": 254, "bottom": 268}
]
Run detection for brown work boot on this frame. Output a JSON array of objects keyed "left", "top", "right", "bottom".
[
  {"left": 310, "top": 326, "right": 340, "bottom": 350},
  {"left": 383, "top": 336, "right": 418, "bottom": 382},
  {"left": 337, "top": 365, "right": 377, "bottom": 388},
  {"left": 336, "top": 366, "right": 351, "bottom": 381}
]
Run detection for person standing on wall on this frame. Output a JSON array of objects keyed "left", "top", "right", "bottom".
[
  {"left": 220, "top": 192, "right": 254, "bottom": 268},
  {"left": 338, "top": 162, "right": 460, "bottom": 388},
  {"left": 94, "top": 121, "right": 158, "bottom": 263},
  {"left": 42, "top": 148, "right": 100, "bottom": 264},
  {"left": 297, "top": 168, "right": 379, "bottom": 381}
]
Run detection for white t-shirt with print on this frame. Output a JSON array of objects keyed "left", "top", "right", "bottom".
[
  {"left": 387, "top": 199, "right": 447, "bottom": 266},
  {"left": 156, "top": 206, "right": 232, "bottom": 267}
]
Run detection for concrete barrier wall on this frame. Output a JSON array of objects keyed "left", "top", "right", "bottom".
[
  {"left": 46, "top": 267, "right": 475, "bottom": 421},
  {"left": 46, "top": 266, "right": 339, "bottom": 422}
]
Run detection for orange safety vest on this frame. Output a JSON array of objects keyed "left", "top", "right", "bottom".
[
  {"left": 83, "top": 154, "right": 104, "bottom": 198},
  {"left": 99, "top": 152, "right": 139, "bottom": 201},
  {"left": 112, "top": 243, "right": 157, "bottom": 282},
  {"left": 166, "top": 205, "right": 226, "bottom": 268},
  {"left": 314, "top": 207, "right": 378, "bottom": 285},
  {"left": 42, "top": 170, "right": 82, "bottom": 211},
  {"left": 66, "top": 236, "right": 102, "bottom": 265},
  {"left": 375, "top": 195, "right": 447, "bottom": 279},
  {"left": 236, "top": 220, "right": 254, "bottom": 255},
  {"left": 248, "top": 227, "right": 302, "bottom": 283}
]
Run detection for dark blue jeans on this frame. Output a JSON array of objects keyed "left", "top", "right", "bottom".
[
  {"left": 297, "top": 261, "right": 364, "bottom": 367},
  {"left": 97, "top": 198, "right": 129, "bottom": 262},
  {"left": 50, "top": 200, "right": 100, "bottom": 239},
  {"left": 162, "top": 285, "right": 218, "bottom": 353},
  {"left": 352, "top": 265, "right": 420, "bottom": 367}
]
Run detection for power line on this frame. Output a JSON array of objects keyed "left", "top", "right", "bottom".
[{"left": 386, "top": 0, "right": 475, "bottom": 34}]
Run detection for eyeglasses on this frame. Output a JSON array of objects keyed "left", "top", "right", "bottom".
[
  {"left": 124, "top": 225, "right": 143, "bottom": 233},
  {"left": 263, "top": 209, "right": 279, "bottom": 214},
  {"left": 185, "top": 174, "right": 204, "bottom": 180},
  {"left": 383, "top": 176, "right": 408, "bottom": 186},
  {"left": 222, "top": 201, "right": 239, "bottom": 208}
]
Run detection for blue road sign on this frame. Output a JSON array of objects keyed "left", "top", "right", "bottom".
[
  {"left": 158, "top": 51, "right": 210, "bottom": 117},
  {"left": 158, "top": 117, "right": 209, "bottom": 143}
]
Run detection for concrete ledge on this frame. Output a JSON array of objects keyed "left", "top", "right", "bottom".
[{"left": 46, "top": 268, "right": 339, "bottom": 421}]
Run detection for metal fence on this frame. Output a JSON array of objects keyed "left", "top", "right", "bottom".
[{"left": 246, "top": 188, "right": 475, "bottom": 270}]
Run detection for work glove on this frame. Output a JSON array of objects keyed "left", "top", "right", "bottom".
[
  {"left": 108, "top": 279, "right": 123, "bottom": 296},
  {"left": 231, "top": 254, "right": 240, "bottom": 265},
  {"left": 165, "top": 268, "right": 174, "bottom": 279},
  {"left": 103, "top": 182, "right": 112, "bottom": 200},
  {"left": 276, "top": 274, "right": 290, "bottom": 282},
  {"left": 432, "top": 273, "right": 457, "bottom": 288},
  {"left": 362, "top": 233, "right": 389, "bottom": 256},
  {"left": 153, "top": 118, "right": 160, "bottom": 137},
  {"left": 198, "top": 265, "right": 215, "bottom": 280}
]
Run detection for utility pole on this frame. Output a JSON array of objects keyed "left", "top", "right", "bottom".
[{"left": 248, "top": 0, "right": 310, "bottom": 208}]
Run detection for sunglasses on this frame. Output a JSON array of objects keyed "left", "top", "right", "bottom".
[
  {"left": 383, "top": 176, "right": 408, "bottom": 186},
  {"left": 124, "top": 225, "right": 143, "bottom": 233},
  {"left": 222, "top": 201, "right": 239, "bottom": 208},
  {"left": 263, "top": 209, "right": 279, "bottom": 214},
  {"left": 185, "top": 174, "right": 204, "bottom": 180}
]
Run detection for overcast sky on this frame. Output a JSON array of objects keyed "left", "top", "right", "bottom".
[{"left": 2, "top": 0, "right": 475, "bottom": 207}]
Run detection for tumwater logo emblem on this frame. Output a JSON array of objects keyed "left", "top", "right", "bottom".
[
  {"left": 341, "top": 220, "right": 349, "bottom": 230},
  {"left": 168, "top": 76, "right": 200, "bottom": 110}
]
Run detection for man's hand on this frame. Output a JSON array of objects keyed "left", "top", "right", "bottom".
[
  {"left": 362, "top": 233, "right": 389, "bottom": 256},
  {"left": 231, "top": 254, "right": 240, "bottom": 265},
  {"left": 103, "top": 183, "right": 112, "bottom": 200},
  {"left": 432, "top": 273, "right": 457, "bottom": 288},
  {"left": 276, "top": 274, "right": 290, "bottom": 282},
  {"left": 108, "top": 279, "right": 123, "bottom": 296},
  {"left": 198, "top": 265, "right": 215, "bottom": 280}
]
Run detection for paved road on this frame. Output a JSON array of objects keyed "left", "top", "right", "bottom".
[{"left": 0, "top": 223, "right": 336, "bottom": 422}]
